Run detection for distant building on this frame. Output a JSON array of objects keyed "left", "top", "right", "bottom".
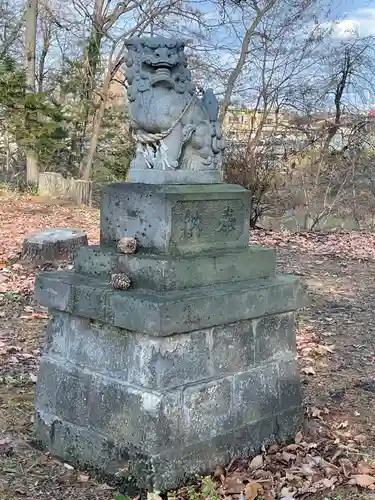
[
  {"left": 105, "top": 65, "right": 127, "bottom": 109},
  {"left": 222, "top": 106, "right": 299, "bottom": 146}
]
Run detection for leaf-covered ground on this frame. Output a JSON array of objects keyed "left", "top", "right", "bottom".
[{"left": 2, "top": 193, "right": 375, "bottom": 499}]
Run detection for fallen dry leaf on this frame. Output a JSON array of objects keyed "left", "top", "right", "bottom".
[
  {"left": 354, "top": 434, "right": 367, "bottom": 445},
  {"left": 19, "top": 312, "right": 49, "bottom": 319},
  {"left": 223, "top": 475, "right": 245, "bottom": 495},
  {"left": 14, "top": 488, "right": 26, "bottom": 495},
  {"left": 0, "top": 437, "right": 13, "bottom": 457},
  {"left": 349, "top": 475, "right": 375, "bottom": 489},
  {"left": 336, "top": 421, "right": 349, "bottom": 429},
  {"left": 285, "top": 444, "right": 300, "bottom": 452},
  {"left": 309, "top": 407, "right": 323, "bottom": 419},
  {"left": 253, "top": 469, "right": 273, "bottom": 481},
  {"left": 263, "top": 491, "right": 275, "bottom": 500},
  {"left": 268, "top": 444, "right": 279, "bottom": 454},
  {"left": 298, "top": 463, "right": 315, "bottom": 476},
  {"left": 339, "top": 458, "right": 355, "bottom": 477},
  {"left": 249, "top": 455, "right": 263, "bottom": 469},
  {"left": 280, "top": 487, "right": 296, "bottom": 497},
  {"left": 295, "top": 431, "right": 303, "bottom": 444},
  {"left": 147, "top": 492, "right": 163, "bottom": 500},
  {"left": 282, "top": 451, "right": 297, "bottom": 462},
  {"left": 315, "top": 344, "right": 335, "bottom": 355},
  {"left": 357, "top": 462, "right": 375, "bottom": 475},
  {"left": 213, "top": 465, "right": 227, "bottom": 483},
  {"left": 245, "top": 482, "right": 263, "bottom": 500},
  {"left": 309, "top": 477, "right": 337, "bottom": 492},
  {"left": 301, "top": 366, "right": 316, "bottom": 375}
]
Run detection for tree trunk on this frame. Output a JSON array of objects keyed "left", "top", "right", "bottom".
[
  {"left": 38, "top": 30, "right": 50, "bottom": 93},
  {"left": 79, "top": 64, "right": 113, "bottom": 181},
  {"left": 79, "top": 55, "right": 123, "bottom": 181},
  {"left": 24, "top": 0, "right": 39, "bottom": 186},
  {"left": 4, "top": 127, "right": 10, "bottom": 172},
  {"left": 76, "top": 0, "right": 105, "bottom": 178}
]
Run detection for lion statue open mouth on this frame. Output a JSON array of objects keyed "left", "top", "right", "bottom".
[{"left": 124, "top": 36, "right": 225, "bottom": 173}]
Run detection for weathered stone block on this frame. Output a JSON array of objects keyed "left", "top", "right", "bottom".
[
  {"left": 144, "top": 332, "right": 211, "bottom": 389},
  {"left": 254, "top": 313, "right": 296, "bottom": 363},
  {"left": 37, "top": 358, "right": 91, "bottom": 427},
  {"left": 36, "top": 309, "right": 303, "bottom": 474},
  {"left": 278, "top": 359, "right": 302, "bottom": 410},
  {"left": 36, "top": 358, "right": 59, "bottom": 414},
  {"left": 36, "top": 271, "right": 305, "bottom": 335},
  {"left": 44, "top": 313, "right": 70, "bottom": 358},
  {"left": 60, "top": 316, "right": 137, "bottom": 381},
  {"left": 234, "top": 364, "right": 279, "bottom": 426},
  {"left": 276, "top": 408, "right": 303, "bottom": 442},
  {"left": 100, "top": 183, "right": 251, "bottom": 255},
  {"left": 35, "top": 271, "right": 74, "bottom": 312},
  {"left": 229, "top": 415, "right": 279, "bottom": 457},
  {"left": 35, "top": 411, "right": 151, "bottom": 488},
  {"left": 210, "top": 320, "right": 255, "bottom": 375},
  {"left": 57, "top": 368, "right": 92, "bottom": 428},
  {"left": 74, "top": 245, "right": 276, "bottom": 290},
  {"left": 74, "top": 282, "right": 109, "bottom": 321},
  {"left": 36, "top": 357, "right": 183, "bottom": 454},
  {"left": 182, "top": 379, "right": 233, "bottom": 442},
  {"left": 74, "top": 245, "right": 117, "bottom": 277},
  {"left": 87, "top": 376, "right": 182, "bottom": 453},
  {"left": 74, "top": 324, "right": 211, "bottom": 390}
]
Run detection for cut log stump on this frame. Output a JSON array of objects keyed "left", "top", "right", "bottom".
[{"left": 22, "top": 228, "right": 88, "bottom": 262}]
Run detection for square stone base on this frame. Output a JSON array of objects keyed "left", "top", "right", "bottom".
[
  {"left": 35, "top": 407, "right": 301, "bottom": 493},
  {"left": 34, "top": 305, "right": 303, "bottom": 493}
]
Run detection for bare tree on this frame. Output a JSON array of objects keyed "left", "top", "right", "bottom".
[
  {"left": 37, "top": 0, "right": 57, "bottom": 92},
  {"left": 0, "top": 0, "right": 24, "bottom": 58},
  {"left": 279, "top": 36, "right": 375, "bottom": 230},
  {"left": 218, "top": 0, "right": 279, "bottom": 122},
  {"left": 24, "top": 0, "right": 38, "bottom": 185}
]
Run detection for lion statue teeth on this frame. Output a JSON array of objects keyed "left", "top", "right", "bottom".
[{"left": 124, "top": 36, "right": 225, "bottom": 175}]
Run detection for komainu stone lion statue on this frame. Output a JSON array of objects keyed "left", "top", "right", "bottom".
[{"left": 124, "top": 36, "right": 225, "bottom": 174}]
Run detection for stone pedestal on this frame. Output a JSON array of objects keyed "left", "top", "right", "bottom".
[{"left": 34, "top": 182, "right": 304, "bottom": 493}]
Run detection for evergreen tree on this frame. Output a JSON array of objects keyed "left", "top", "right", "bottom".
[{"left": 0, "top": 55, "right": 68, "bottom": 173}]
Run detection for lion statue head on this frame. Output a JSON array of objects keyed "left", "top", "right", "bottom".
[{"left": 124, "top": 36, "right": 195, "bottom": 100}]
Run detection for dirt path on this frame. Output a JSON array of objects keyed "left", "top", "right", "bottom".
[{"left": 2, "top": 195, "right": 375, "bottom": 499}]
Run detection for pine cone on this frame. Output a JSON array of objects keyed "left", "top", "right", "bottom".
[
  {"left": 111, "top": 273, "right": 131, "bottom": 290},
  {"left": 117, "top": 237, "right": 137, "bottom": 255}
]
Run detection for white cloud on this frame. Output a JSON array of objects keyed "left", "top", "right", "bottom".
[
  {"left": 332, "top": 19, "right": 360, "bottom": 39},
  {"left": 330, "top": 8, "right": 375, "bottom": 39}
]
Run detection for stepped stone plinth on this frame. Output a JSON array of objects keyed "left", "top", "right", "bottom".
[{"left": 34, "top": 35, "right": 304, "bottom": 495}]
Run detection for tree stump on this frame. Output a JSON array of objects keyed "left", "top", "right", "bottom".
[{"left": 21, "top": 228, "right": 88, "bottom": 262}]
